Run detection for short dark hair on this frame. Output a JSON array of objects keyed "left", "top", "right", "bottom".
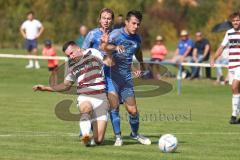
[
  {"left": 118, "top": 14, "right": 123, "bottom": 17},
  {"left": 27, "top": 11, "right": 34, "bottom": 15},
  {"left": 229, "top": 11, "right": 240, "bottom": 21},
  {"left": 126, "top": 10, "right": 142, "bottom": 22},
  {"left": 62, "top": 41, "right": 76, "bottom": 52},
  {"left": 44, "top": 39, "right": 52, "bottom": 46},
  {"left": 99, "top": 8, "right": 114, "bottom": 21}
]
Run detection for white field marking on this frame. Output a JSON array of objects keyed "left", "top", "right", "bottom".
[
  {"left": 0, "top": 54, "right": 227, "bottom": 68},
  {"left": 0, "top": 54, "right": 67, "bottom": 60},
  {"left": 0, "top": 135, "right": 11, "bottom": 137},
  {"left": 0, "top": 133, "right": 79, "bottom": 137},
  {"left": 0, "top": 132, "right": 240, "bottom": 137}
]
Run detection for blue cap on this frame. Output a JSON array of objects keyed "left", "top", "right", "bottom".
[{"left": 44, "top": 39, "right": 52, "bottom": 45}]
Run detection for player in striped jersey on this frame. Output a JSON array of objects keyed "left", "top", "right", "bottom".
[
  {"left": 211, "top": 11, "right": 240, "bottom": 124},
  {"left": 33, "top": 41, "right": 109, "bottom": 145}
]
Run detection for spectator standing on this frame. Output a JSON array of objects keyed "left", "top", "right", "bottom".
[
  {"left": 75, "top": 25, "right": 88, "bottom": 48},
  {"left": 20, "top": 11, "right": 44, "bottom": 69}
]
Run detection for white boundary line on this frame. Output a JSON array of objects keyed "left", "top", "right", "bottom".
[
  {"left": 1, "top": 132, "right": 240, "bottom": 137},
  {"left": 0, "top": 53, "right": 67, "bottom": 60},
  {"left": 0, "top": 54, "right": 228, "bottom": 67}
]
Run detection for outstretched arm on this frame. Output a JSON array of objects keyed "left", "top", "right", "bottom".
[{"left": 33, "top": 80, "right": 73, "bottom": 92}]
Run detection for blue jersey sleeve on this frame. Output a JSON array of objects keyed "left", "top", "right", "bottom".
[
  {"left": 82, "top": 31, "right": 94, "bottom": 49},
  {"left": 108, "top": 30, "right": 119, "bottom": 45}
]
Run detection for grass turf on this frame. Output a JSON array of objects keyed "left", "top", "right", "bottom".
[{"left": 0, "top": 50, "right": 239, "bottom": 160}]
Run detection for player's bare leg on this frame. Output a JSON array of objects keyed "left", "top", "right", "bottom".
[
  {"left": 108, "top": 92, "right": 123, "bottom": 146},
  {"left": 104, "top": 52, "right": 121, "bottom": 146},
  {"left": 92, "top": 120, "right": 108, "bottom": 145},
  {"left": 26, "top": 50, "right": 34, "bottom": 69},
  {"left": 32, "top": 48, "right": 40, "bottom": 69},
  {"left": 124, "top": 97, "right": 151, "bottom": 145},
  {"left": 230, "top": 79, "right": 240, "bottom": 124},
  {"left": 79, "top": 101, "right": 93, "bottom": 145}
]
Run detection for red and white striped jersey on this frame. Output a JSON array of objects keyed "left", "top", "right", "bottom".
[
  {"left": 221, "top": 28, "right": 240, "bottom": 70},
  {"left": 65, "top": 48, "right": 105, "bottom": 95}
]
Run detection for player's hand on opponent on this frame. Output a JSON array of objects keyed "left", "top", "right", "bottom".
[
  {"left": 116, "top": 45, "right": 125, "bottom": 53},
  {"left": 33, "top": 85, "right": 45, "bottom": 91},
  {"left": 100, "top": 33, "right": 109, "bottom": 44},
  {"left": 133, "top": 69, "right": 142, "bottom": 78},
  {"left": 100, "top": 34, "right": 109, "bottom": 51}
]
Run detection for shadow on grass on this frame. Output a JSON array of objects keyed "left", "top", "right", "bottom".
[{"left": 74, "top": 134, "right": 186, "bottom": 149}]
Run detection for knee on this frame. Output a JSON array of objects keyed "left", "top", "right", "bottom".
[
  {"left": 108, "top": 92, "right": 119, "bottom": 108},
  {"left": 79, "top": 101, "right": 92, "bottom": 113},
  {"left": 232, "top": 85, "right": 238, "bottom": 94},
  {"left": 128, "top": 107, "right": 138, "bottom": 116}
]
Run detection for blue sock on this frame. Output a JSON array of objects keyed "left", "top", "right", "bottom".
[
  {"left": 128, "top": 113, "right": 139, "bottom": 136},
  {"left": 110, "top": 108, "right": 121, "bottom": 136}
]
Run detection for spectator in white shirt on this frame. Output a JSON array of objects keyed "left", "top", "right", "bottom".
[{"left": 20, "top": 11, "right": 44, "bottom": 69}]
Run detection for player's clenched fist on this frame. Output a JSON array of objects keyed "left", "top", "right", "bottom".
[{"left": 33, "top": 85, "right": 45, "bottom": 91}]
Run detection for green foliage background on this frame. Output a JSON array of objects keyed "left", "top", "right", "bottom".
[{"left": 1, "top": 0, "right": 240, "bottom": 50}]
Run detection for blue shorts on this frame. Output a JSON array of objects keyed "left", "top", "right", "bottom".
[
  {"left": 112, "top": 79, "right": 135, "bottom": 102},
  {"left": 104, "top": 65, "right": 115, "bottom": 93},
  {"left": 25, "top": 39, "right": 37, "bottom": 51},
  {"left": 104, "top": 65, "right": 134, "bottom": 103}
]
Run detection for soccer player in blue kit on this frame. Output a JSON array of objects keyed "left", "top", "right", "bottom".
[
  {"left": 100, "top": 10, "right": 151, "bottom": 145},
  {"left": 82, "top": 8, "right": 124, "bottom": 146}
]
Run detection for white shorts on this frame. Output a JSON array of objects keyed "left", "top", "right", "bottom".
[
  {"left": 229, "top": 67, "right": 240, "bottom": 85},
  {"left": 77, "top": 93, "right": 109, "bottom": 122}
]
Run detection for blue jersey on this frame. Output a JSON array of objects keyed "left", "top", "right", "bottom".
[
  {"left": 177, "top": 38, "right": 194, "bottom": 56},
  {"left": 82, "top": 28, "right": 113, "bottom": 56},
  {"left": 82, "top": 28, "right": 101, "bottom": 49},
  {"left": 109, "top": 28, "right": 141, "bottom": 81}
]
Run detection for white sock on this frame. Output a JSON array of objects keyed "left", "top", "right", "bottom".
[
  {"left": 35, "top": 60, "right": 39, "bottom": 66},
  {"left": 79, "top": 120, "right": 91, "bottom": 136},
  {"left": 232, "top": 94, "right": 240, "bottom": 117},
  {"left": 29, "top": 60, "right": 33, "bottom": 66},
  {"left": 238, "top": 95, "right": 240, "bottom": 115}
]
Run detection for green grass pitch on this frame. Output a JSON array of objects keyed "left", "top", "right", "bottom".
[{"left": 0, "top": 52, "right": 240, "bottom": 160}]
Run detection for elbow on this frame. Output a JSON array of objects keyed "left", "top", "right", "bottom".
[{"left": 65, "top": 85, "right": 72, "bottom": 91}]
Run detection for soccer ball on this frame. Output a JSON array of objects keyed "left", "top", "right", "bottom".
[{"left": 158, "top": 134, "right": 178, "bottom": 153}]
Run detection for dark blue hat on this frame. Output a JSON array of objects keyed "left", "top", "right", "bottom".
[{"left": 44, "top": 39, "right": 52, "bottom": 45}]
